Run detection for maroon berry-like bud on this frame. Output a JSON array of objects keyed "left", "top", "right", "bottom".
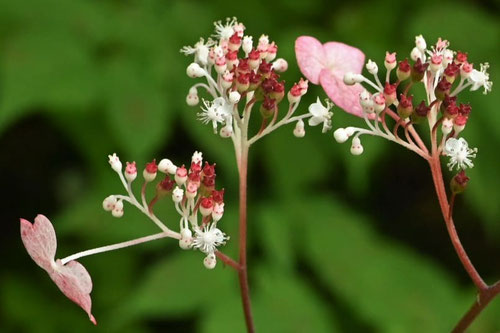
[
  {"left": 261, "top": 78, "right": 276, "bottom": 94},
  {"left": 199, "top": 196, "right": 214, "bottom": 216},
  {"left": 236, "top": 73, "right": 250, "bottom": 92},
  {"left": 451, "top": 170, "right": 470, "bottom": 194},
  {"left": 442, "top": 95, "right": 457, "bottom": 109},
  {"left": 237, "top": 58, "right": 250, "bottom": 73},
  {"left": 454, "top": 114, "right": 468, "bottom": 127},
  {"left": 397, "top": 94, "right": 413, "bottom": 118},
  {"left": 411, "top": 58, "right": 429, "bottom": 82},
  {"left": 190, "top": 162, "right": 202, "bottom": 174},
  {"left": 459, "top": 103, "right": 471, "bottom": 116},
  {"left": 383, "top": 82, "right": 398, "bottom": 105},
  {"left": 212, "top": 189, "right": 225, "bottom": 203},
  {"left": 202, "top": 175, "right": 215, "bottom": 188},
  {"left": 435, "top": 78, "right": 452, "bottom": 100},
  {"left": 157, "top": 176, "right": 175, "bottom": 195},
  {"left": 445, "top": 103, "right": 459, "bottom": 118},
  {"left": 456, "top": 51, "right": 468, "bottom": 64},
  {"left": 270, "top": 80, "right": 285, "bottom": 102},
  {"left": 146, "top": 159, "right": 158, "bottom": 174},
  {"left": 260, "top": 96, "right": 277, "bottom": 118},
  {"left": 415, "top": 101, "right": 430, "bottom": 117},
  {"left": 202, "top": 162, "right": 216, "bottom": 178},
  {"left": 259, "top": 60, "right": 272, "bottom": 75},
  {"left": 444, "top": 63, "right": 460, "bottom": 81},
  {"left": 397, "top": 58, "right": 411, "bottom": 81},
  {"left": 226, "top": 50, "right": 238, "bottom": 61}
]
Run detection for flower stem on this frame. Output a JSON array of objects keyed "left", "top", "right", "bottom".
[
  {"left": 428, "top": 155, "right": 500, "bottom": 331},
  {"left": 237, "top": 145, "right": 255, "bottom": 333},
  {"left": 60, "top": 231, "right": 175, "bottom": 265}
]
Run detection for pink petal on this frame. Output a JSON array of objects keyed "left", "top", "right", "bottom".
[
  {"left": 20, "top": 215, "right": 96, "bottom": 325},
  {"left": 20, "top": 215, "right": 57, "bottom": 271},
  {"left": 319, "top": 69, "right": 366, "bottom": 118},
  {"left": 295, "top": 36, "right": 326, "bottom": 84},
  {"left": 50, "top": 260, "right": 96, "bottom": 325},
  {"left": 322, "top": 41, "right": 365, "bottom": 75}
]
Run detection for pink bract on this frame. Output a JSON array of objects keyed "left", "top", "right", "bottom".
[
  {"left": 20, "top": 215, "right": 96, "bottom": 325},
  {"left": 295, "top": 36, "right": 366, "bottom": 118}
]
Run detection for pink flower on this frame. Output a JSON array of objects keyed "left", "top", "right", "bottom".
[
  {"left": 295, "top": 36, "right": 365, "bottom": 118},
  {"left": 20, "top": 215, "right": 96, "bottom": 325}
]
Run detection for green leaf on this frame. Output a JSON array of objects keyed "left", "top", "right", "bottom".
[{"left": 299, "top": 196, "right": 476, "bottom": 333}]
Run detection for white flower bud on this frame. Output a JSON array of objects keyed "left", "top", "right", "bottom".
[
  {"left": 359, "top": 89, "right": 372, "bottom": 107},
  {"left": 293, "top": 119, "right": 305, "bottom": 138},
  {"left": 442, "top": 118, "right": 453, "bottom": 135},
  {"left": 443, "top": 49, "right": 454, "bottom": 66},
  {"left": 415, "top": 35, "right": 427, "bottom": 51},
  {"left": 179, "top": 228, "right": 193, "bottom": 250},
  {"left": 158, "top": 158, "right": 177, "bottom": 174},
  {"left": 366, "top": 59, "right": 378, "bottom": 75},
  {"left": 203, "top": 253, "right": 217, "bottom": 269},
  {"left": 172, "top": 187, "right": 184, "bottom": 203},
  {"left": 345, "top": 127, "right": 356, "bottom": 136},
  {"left": 186, "top": 92, "right": 199, "bottom": 106},
  {"left": 272, "top": 58, "right": 288, "bottom": 72},
  {"left": 220, "top": 125, "right": 233, "bottom": 138},
  {"left": 191, "top": 151, "right": 203, "bottom": 165},
  {"left": 343, "top": 72, "right": 362, "bottom": 85},
  {"left": 108, "top": 153, "right": 122, "bottom": 173},
  {"left": 242, "top": 36, "right": 253, "bottom": 55},
  {"left": 212, "top": 203, "right": 224, "bottom": 222},
  {"left": 350, "top": 137, "right": 364, "bottom": 155},
  {"left": 410, "top": 47, "right": 421, "bottom": 62},
  {"left": 186, "top": 63, "right": 205, "bottom": 78},
  {"left": 228, "top": 91, "right": 241, "bottom": 104},
  {"left": 102, "top": 195, "right": 117, "bottom": 211},
  {"left": 112, "top": 200, "right": 124, "bottom": 218},
  {"left": 333, "top": 128, "right": 349, "bottom": 143}
]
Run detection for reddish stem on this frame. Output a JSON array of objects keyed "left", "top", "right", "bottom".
[
  {"left": 237, "top": 147, "right": 255, "bottom": 333},
  {"left": 215, "top": 251, "right": 241, "bottom": 271},
  {"left": 428, "top": 155, "right": 500, "bottom": 331}
]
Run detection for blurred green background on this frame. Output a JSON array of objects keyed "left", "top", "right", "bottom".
[{"left": 1, "top": 0, "right": 499, "bottom": 332}]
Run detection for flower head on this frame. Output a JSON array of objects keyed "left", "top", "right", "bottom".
[{"left": 444, "top": 137, "right": 477, "bottom": 171}]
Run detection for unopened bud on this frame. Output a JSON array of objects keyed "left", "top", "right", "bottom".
[
  {"left": 203, "top": 253, "right": 217, "bottom": 269},
  {"left": 186, "top": 63, "right": 205, "bottom": 78},
  {"left": 350, "top": 137, "right": 364, "bottom": 155},
  {"left": 333, "top": 128, "right": 349, "bottom": 143},
  {"left": 450, "top": 170, "right": 470, "bottom": 194},
  {"left": 293, "top": 119, "right": 305, "bottom": 138}
]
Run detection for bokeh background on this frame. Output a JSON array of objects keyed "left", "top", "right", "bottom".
[{"left": 1, "top": 0, "right": 499, "bottom": 332}]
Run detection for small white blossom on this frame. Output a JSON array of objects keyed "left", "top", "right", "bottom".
[
  {"left": 180, "top": 38, "right": 214, "bottom": 66},
  {"left": 468, "top": 63, "right": 492, "bottom": 94},
  {"left": 213, "top": 17, "right": 239, "bottom": 40},
  {"left": 198, "top": 99, "right": 226, "bottom": 133},
  {"left": 444, "top": 137, "right": 478, "bottom": 171},
  {"left": 172, "top": 186, "right": 184, "bottom": 203},
  {"left": 193, "top": 224, "right": 228, "bottom": 254},
  {"left": 308, "top": 97, "right": 333, "bottom": 133}
]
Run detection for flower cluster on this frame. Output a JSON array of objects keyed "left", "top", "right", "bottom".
[
  {"left": 182, "top": 18, "right": 332, "bottom": 143},
  {"left": 325, "top": 35, "right": 487, "bottom": 172},
  {"left": 105, "top": 151, "right": 228, "bottom": 269}
]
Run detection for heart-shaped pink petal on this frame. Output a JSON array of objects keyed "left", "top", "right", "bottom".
[
  {"left": 20, "top": 215, "right": 96, "bottom": 324},
  {"left": 296, "top": 36, "right": 370, "bottom": 118},
  {"left": 295, "top": 36, "right": 326, "bottom": 85},
  {"left": 20, "top": 215, "right": 57, "bottom": 271}
]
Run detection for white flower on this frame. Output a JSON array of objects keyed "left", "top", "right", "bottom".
[
  {"left": 180, "top": 38, "right": 214, "bottom": 66},
  {"left": 193, "top": 224, "right": 228, "bottom": 254},
  {"left": 468, "top": 63, "right": 492, "bottom": 94},
  {"left": 198, "top": 99, "right": 226, "bottom": 133},
  {"left": 308, "top": 97, "right": 333, "bottom": 133},
  {"left": 213, "top": 17, "right": 239, "bottom": 40},
  {"left": 444, "top": 137, "right": 478, "bottom": 171},
  {"left": 172, "top": 187, "right": 184, "bottom": 203}
]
